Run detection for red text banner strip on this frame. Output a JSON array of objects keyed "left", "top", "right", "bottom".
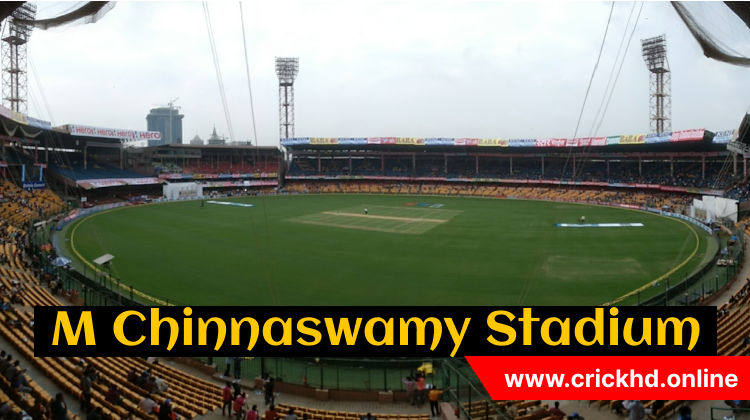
[{"left": 466, "top": 356, "right": 747, "bottom": 399}]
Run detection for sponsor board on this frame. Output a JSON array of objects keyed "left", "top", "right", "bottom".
[
  {"left": 22, "top": 181, "right": 45, "bottom": 190},
  {"left": 395, "top": 138, "right": 424, "bottom": 145},
  {"left": 619, "top": 134, "right": 645, "bottom": 145},
  {"left": 206, "top": 201, "right": 254, "bottom": 208},
  {"left": 309, "top": 137, "right": 338, "bottom": 145},
  {"left": 424, "top": 138, "right": 454, "bottom": 146},
  {"left": 645, "top": 132, "right": 672, "bottom": 144},
  {"left": 555, "top": 223, "right": 644, "bottom": 228},
  {"left": 69, "top": 124, "right": 162, "bottom": 141},
  {"left": 477, "top": 139, "right": 508, "bottom": 147},
  {"left": 670, "top": 129, "right": 705, "bottom": 142},
  {"left": 713, "top": 129, "right": 735, "bottom": 144},
  {"left": 508, "top": 139, "right": 536, "bottom": 147}
]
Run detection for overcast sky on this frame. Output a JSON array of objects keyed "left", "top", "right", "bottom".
[{"left": 24, "top": 1, "right": 750, "bottom": 146}]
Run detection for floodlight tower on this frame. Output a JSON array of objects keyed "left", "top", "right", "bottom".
[
  {"left": 1, "top": 2, "right": 36, "bottom": 115},
  {"left": 641, "top": 35, "right": 671, "bottom": 133},
  {"left": 275, "top": 57, "right": 299, "bottom": 140}
]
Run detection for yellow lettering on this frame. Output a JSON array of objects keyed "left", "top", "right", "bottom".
[
  {"left": 231, "top": 318, "right": 260, "bottom": 351},
  {"left": 364, "top": 317, "right": 393, "bottom": 346},
  {"left": 324, "top": 318, "right": 362, "bottom": 345},
  {"left": 150, "top": 308, "right": 178, "bottom": 351},
  {"left": 297, "top": 318, "right": 322, "bottom": 346},
  {"left": 113, "top": 311, "right": 145, "bottom": 346},
  {"left": 519, "top": 308, "right": 540, "bottom": 345},
  {"left": 400, "top": 318, "right": 442, "bottom": 350},
  {"left": 657, "top": 317, "right": 699, "bottom": 350},
  {"left": 53, "top": 311, "right": 96, "bottom": 345},
  {"left": 263, "top": 317, "right": 292, "bottom": 346},
  {"left": 487, "top": 311, "right": 515, "bottom": 346},
  {"left": 574, "top": 308, "right": 604, "bottom": 346},
  {"left": 624, "top": 318, "right": 651, "bottom": 346},
  {"left": 198, "top": 318, "right": 226, "bottom": 350},
  {"left": 445, "top": 318, "right": 471, "bottom": 357},
  {"left": 541, "top": 317, "right": 569, "bottom": 346}
]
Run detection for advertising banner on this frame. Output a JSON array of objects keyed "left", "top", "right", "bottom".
[
  {"left": 575, "top": 137, "right": 606, "bottom": 147},
  {"left": 453, "top": 138, "right": 478, "bottom": 146},
  {"left": 366, "top": 138, "right": 382, "bottom": 145},
  {"left": 0, "top": 105, "right": 11, "bottom": 120},
  {"left": 22, "top": 181, "right": 45, "bottom": 191},
  {"left": 476, "top": 139, "right": 508, "bottom": 147},
  {"left": 508, "top": 139, "right": 536, "bottom": 148},
  {"left": 606, "top": 135, "right": 620, "bottom": 146},
  {"left": 27, "top": 116, "right": 53, "bottom": 130},
  {"left": 619, "top": 134, "right": 645, "bottom": 145},
  {"left": 713, "top": 129, "right": 735, "bottom": 144},
  {"left": 337, "top": 138, "right": 367, "bottom": 146},
  {"left": 645, "top": 132, "right": 672, "bottom": 144},
  {"left": 309, "top": 137, "right": 339, "bottom": 145},
  {"left": 380, "top": 137, "right": 397, "bottom": 145},
  {"left": 394, "top": 138, "right": 424, "bottom": 145},
  {"left": 280, "top": 138, "right": 309, "bottom": 146},
  {"left": 670, "top": 129, "right": 705, "bottom": 142},
  {"left": 69, "top": 124, "right": 162, "bottom": 141},
  {"left": 10, "top": 111, "right": 27, "bottom": 125},
  {"left": 535, "top": 139, "right": 566, "bottom": 147},
  {"left": 424, "top": 138, "right": 455, "bottom": 146}
]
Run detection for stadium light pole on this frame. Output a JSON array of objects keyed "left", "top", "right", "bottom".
[
  {"left": 641, "top": 35, "right": 671, "bottom": 133},
  {"left": 275, "top": 57, "right": 299, "bottom": 141}
]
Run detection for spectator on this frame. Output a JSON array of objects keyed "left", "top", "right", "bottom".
[
  {"left": 29, "top": 399, "right": 47, "bottom": 420},
  {"left": 650, "top": 401, "right": 665, "bottom": 416},
  {"left": 135, "top": 371, "right": 148, "bottom": 389},
  {"left": 234, "top": 393, "right": 247, "bottom": 420},
  {"left": 159, "top": 400, "right": 178, "bottom": 420},
  {"left": 0, "top": 355, "right": 12, "bottom": 376},
  {"left": 4, "top": 360, "right": 21, "bottom": 382},
  {"left": 362, "top": 414, "right": 376, "bottom": 420},
  {"left": 105, "top": 385, "right": 123, "bottom": 406},
  {"left": 264, "top": 405, "right": 278, "bottom": 420},
  {"left": 145, "top": 377, "right": 158, "bottom": 394},
  {"left": 11, "top": 371, "right": 31, "bottom": 394},
  {"left": 86, "top": 407, "right": 102, "bottom": 420},
  {"left": 246, "top": 405, "right": 258, "bottom": 420},
  {"left": 80, "top": 370, "right": 93, "bottom": 413},
  {"left": 401, "top": 377, "right": 416, "bottom": 405},
  {"left": 222, "top": 382, "right": 233, "bottom": 417},
  {"left": 233, "top": 357, "right": 243, "bottom": 379},
  {"left": 50, "top": 394, "right": 67, "bottom": 420},
  {"left": 506, "top": 403, "right": 518, "bottom": 419},
  {"left": 154, "top": 376, "right": 169, "bottom": 394},
  {"left": 284, "top": 408, "right": 297, "bottom": 420},
  {"left": 549, "top": 402, "right": 566, "bottom": 420},
  {"left": 415, "top": 375, "right": 426, "bottom": 408},
  {"left": 528, "top": 402, "right": 547, "bottom": 416},
  {"left": 264, "top": 378, "right": 275, "bottom": 406},
  {"left": 138, "top": 397, "right": 157, "bottom": 415},
  {"left": 127, "top": 368, "right": 138, "bottom": 384},
  {"left": 224, "top": 357, "right": 232, "bottom": 377},
  {"left": 629, "top": 401, "right": 646, "bottom": 420},
  {"left": 428, "top": 387, "right": 448, "bottom": 417}
]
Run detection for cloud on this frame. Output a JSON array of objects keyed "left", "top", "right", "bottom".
[{"left": 24, "top": 1, "right": 750, "bottom": 145}]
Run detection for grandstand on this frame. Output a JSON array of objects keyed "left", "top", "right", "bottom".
[{"left": 0, "top": 109, "right": 742, "bottom": 420}]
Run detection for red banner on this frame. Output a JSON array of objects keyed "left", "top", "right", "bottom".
[
  {"left": 466, "top": 356, "right": 747, "bottom": 399},
  {"left": 535, "top": 139, "right": 566, "bottom": 147}
]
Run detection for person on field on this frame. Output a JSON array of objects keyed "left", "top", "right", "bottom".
[
  {"left": 549, "top": 402, "right": 565, "bottom": 420},
  {"left": 364, "top": 208, "right": 368, "bottom": 215}
]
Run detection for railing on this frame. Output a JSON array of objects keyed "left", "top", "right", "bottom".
[
  {"left": 440, "top": 358, "right": 511, "bottom": 420},
  {"left": 711, "top": 406, "right": 750, "bottom": 420},
  {"left": 637, "top": 224, "right": 744, "bottom": 306},
  {"left": 195, "top": 357, "right": 445, "bottom": 392}
]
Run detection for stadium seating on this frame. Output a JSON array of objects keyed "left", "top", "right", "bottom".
[
  {"left": 284, "top": 156, "right": 735, "bottom": 190},
  {"left": 48, "top": 154, "right": 149, "bottom": 181},
  {"left": 0, "top": 180, "right": 65, "bottom": 227},
  {"left": 284, "top": 182, "right": 694, "bottom": 216}
]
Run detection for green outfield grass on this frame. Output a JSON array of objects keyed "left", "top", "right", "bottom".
[{"left": 56, "top": 195, "right": 712, "bottom": 306}]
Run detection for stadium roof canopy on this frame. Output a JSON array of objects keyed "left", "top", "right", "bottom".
[{"left": 147, "top": 144, "right": 281, "bottom": 153}]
